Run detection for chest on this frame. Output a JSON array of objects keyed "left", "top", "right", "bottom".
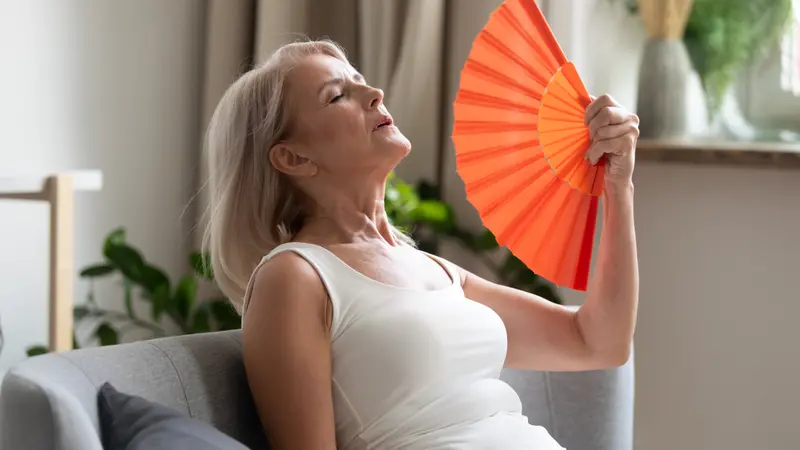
[{"left": 331, "top": 245, "right": 454, "bottom": 291}]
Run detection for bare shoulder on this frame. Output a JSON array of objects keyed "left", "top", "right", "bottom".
[{"left": 243, "top": 251, "right": 329, "bottom": 329}]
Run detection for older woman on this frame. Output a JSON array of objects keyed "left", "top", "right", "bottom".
[{"left": 203, "top": 39, "right": 639, "bottom": 450}]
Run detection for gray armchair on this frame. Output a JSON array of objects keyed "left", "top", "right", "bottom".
[{"left": 0, "top": 330, "right": 633, "bottom": 449}]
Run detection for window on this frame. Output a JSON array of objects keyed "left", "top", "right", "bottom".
[{"left": 780, "top": 1, "right": 800, "bottom": 96}]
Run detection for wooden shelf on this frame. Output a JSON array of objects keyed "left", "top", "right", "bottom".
[{"left": 636, "top": 138, "right": 800, "bottom": 169}]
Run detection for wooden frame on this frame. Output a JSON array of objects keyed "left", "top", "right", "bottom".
[{"left": 0, "top": 171, "right": 102, "bottom": 352}]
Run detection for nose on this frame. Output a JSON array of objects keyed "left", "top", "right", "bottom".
[{"left": 363, "top": 85, "right": 384, "bottom": 110}]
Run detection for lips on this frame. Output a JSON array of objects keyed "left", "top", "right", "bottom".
[{"left": 373, "top": 114, "right": 393, "bottom": 131}]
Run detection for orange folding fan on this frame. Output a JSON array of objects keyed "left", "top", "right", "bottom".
[{"left": 452, "top": 0, "right": 604, "bottom": 291}]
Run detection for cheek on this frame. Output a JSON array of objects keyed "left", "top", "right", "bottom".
[{"left": 318, "top": 108, "right": 365, "bottom": 147}]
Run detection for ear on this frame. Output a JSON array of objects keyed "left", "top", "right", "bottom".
[{"left": 269, "top": 142, "right": 318, "bottom": 177}]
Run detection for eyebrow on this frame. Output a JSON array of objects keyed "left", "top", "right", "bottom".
[{"left": 317, "top": 72, "right": 366, "bottom": 96}]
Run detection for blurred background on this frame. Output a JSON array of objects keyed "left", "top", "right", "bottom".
[{"left": 1, "top": 1, "right": 799, "bottom": 449}]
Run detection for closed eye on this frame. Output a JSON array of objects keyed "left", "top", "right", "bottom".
[{"left": 330, "top": 92, "right": 344, "bottom": 103}]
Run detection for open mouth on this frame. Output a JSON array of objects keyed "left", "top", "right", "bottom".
[{"left": 374, "top": 116, "right": 393, "bottom": 131}]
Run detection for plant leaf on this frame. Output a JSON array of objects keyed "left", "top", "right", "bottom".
[
  {"left": 189, "top": 306, "right": 211, "bottom": 334},
  {"left": 174, "top": 276, "right": 197, "bottom": 322},
  {"left": 151, "top": 284, "right": 170, "bottom": 321},
  {"left": 94, "top": 322, "right": 118, "bottom": 346},
  {"left": 473, "top": 230, "right": 498, "bottom": 251},
  {"left": 74, "top": 305, "right": 91, "bottom": 320},
  {"left": 26, "top": 345, "right": 49, "bottom": 357},
  {"left": 123, "top": 278, "right": 135, "bottom": 318},
  {"left": 80, "top": 264, "right": 115, "bottom": 278},
  {"left": 209, "top": 299, "right": 241, "bottom": 330},
  {"left": 139, "top": 264, "right": 170, "bottom": 295},
  {"left": 411, "top": 200, "right": 451, "bottom": 225},
  {"left": 533, "top": 284, "right": 560, "bottom": 304},
  {"left": 500, "top": 254, "right": 527, "bottom": 277},
  {"left": 190, "top": 251, "right": 214, "bottom": 281},
  {"left": 103, "top": 228, "right": 126, "bottom": 255},
  {"left": 105, "top": 244, "right": 146, "bottom": 283}
]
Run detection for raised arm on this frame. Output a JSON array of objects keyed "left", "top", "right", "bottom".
[{"left": 242, "top": 252, "right": 338, "bottom": 450}]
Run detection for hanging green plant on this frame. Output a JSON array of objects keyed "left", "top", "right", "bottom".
[{"left": 682, "top": 0, "right": 794, "bottom": 116}]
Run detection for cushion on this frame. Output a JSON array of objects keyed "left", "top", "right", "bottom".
[{"left": 97, "top": 382, "right": 250, "bottom": 450}]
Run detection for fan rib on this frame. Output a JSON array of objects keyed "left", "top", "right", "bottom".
[
  {"left": 540, "top": 122, "right": 587, "bottom": 134},
  {"left": 546, "top": 87, "right": 585, "bottom": 117},
  {"left": 455, "top": 139, "right": 539, "bottom": 166},
  {"left": 453, "top": 121, "right": 538, "bottom": 135},
  {"left": 464, "top": 154, "right": 542, "bottom": 197},
  {"left": 479, "top": 162, "right": 553, "bottom": 220},
  {"left": 525, "top": 186, "right": 579, "bottom": 272},
  {"left": 551, "top": 200, "right": 578, "bottom": 281},
  {"left": 541, "top": 102, "right": 583, "bottom": 122},
  {"left": 495, "top": 7, "right": 559, "bottom": 73},
  {"left": 560, "top": 61, "right": 592, "bottom": 106},
  {"left": 462, "top": 60, "right": 544, "bottom": 101},
  {"left": 541, "top": 131, "right": 586, "bottom": 158},
  {"left": 588, "top": 162, "right": 605, "bottom": 196},
  {"left": 495, "top": 176, "right": 559, "bottom": 247},
  {"left": 574, "top": 196, "right": 599, "bottom": 290},
  {"left": 455, "top": 90, "right": 539, "bottom": 114},
  {"left": 478, "top": 30, "right": 552, "bottom": 89},
  {"left": 519, "top": 0, "right": 567, "bottom": 66}
]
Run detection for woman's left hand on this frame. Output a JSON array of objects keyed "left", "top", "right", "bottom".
[{"left": 584, "top": 94, "right": 640, "bottom": 188}]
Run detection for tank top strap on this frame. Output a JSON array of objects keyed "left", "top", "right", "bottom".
[{"left": 241, "top": 241, "right": 358, "bottom": 339}]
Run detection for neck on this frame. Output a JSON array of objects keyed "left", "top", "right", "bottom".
[{"left": 300, "top": 174, "right": 398, "bottom": 246}]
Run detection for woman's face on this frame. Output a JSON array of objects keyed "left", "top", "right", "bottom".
[{"left": 277, "top": 53, "right": 411, "bottom": 179}]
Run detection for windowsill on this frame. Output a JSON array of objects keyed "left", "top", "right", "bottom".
[{"left": 636, "top": 138, "right": 800, "bottom": 169}]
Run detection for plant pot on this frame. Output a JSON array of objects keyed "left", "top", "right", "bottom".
[{"left": 636, "top": 37, "right": 709, "bottom": 139}]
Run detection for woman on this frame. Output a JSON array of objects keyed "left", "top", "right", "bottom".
[{"left": 204, "top": 39, "right": 639, "bottom": 450}]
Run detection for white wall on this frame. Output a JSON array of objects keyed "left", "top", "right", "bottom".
[
  {"left": 0, "top": 1, "right": 206, "bottom": 370},
  {"left": 550, "top": 2, "right": 800, "bottom": 449}
]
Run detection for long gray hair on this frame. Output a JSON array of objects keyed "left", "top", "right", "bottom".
[{"left": 202, "top": 39, "right": 412, "bottom": 312}]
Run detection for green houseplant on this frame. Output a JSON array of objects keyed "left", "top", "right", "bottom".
[{"left": 26, "top": 173, "right": 561, "bottom": 356}]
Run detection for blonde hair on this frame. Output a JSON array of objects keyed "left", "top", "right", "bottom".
[{"left": 202, "top": 39, "right": 413, "bottom": 312}]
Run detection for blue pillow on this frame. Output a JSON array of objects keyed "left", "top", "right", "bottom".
[{"left": 97, "top": 382, "right": 251, "bottom": 450}]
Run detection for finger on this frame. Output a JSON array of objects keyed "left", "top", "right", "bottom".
[
  {"left": 584, "top": 94, "right": 619, "bottom": 125},
  {"left": 593, "top": 119, "right": 640, "bottom": 142},
  {"left": 589, "top": 106, "right": 630, "bottom": 137},
  {"left": 585, "top": 139, "right": 612, "bottom": 166}
]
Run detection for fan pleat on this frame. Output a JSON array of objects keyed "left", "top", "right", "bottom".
[
  {"left": 452, "top": 0, "right": 602, "bottom": 292},
  {"left": 477, "top": 158, "right": 553, "bottom": 221},
  {"left": 463, "top": 153, "right": 542, "bottom": 198},
  {"left": 494, "top": 5, "right": 560, "bottom": 74},
  {"left": 517, "top": 0, "right": 568, "bottom": 66},
  {"left": 453, "top": 121, "right": 538, "bottom": 135},
  {"left": 546, "top": 87, "right": 584, "bottom": 118},
  {"left": 455, "top": 90, "right": 540, "bottom": 114},
  {"left": 455, "top": 139, "right": 539, "bottom": 166},
  {"left": 461, "top": 60, "right": 544, "bottom": 101}
]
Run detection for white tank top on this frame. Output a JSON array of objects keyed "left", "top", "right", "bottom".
[{"left": 243, "top": 242, "right": 564, "bottom": 450}]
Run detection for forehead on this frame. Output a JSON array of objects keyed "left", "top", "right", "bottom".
[{"left": 290, "top": 53, "right": 360, "bottom": 87}]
